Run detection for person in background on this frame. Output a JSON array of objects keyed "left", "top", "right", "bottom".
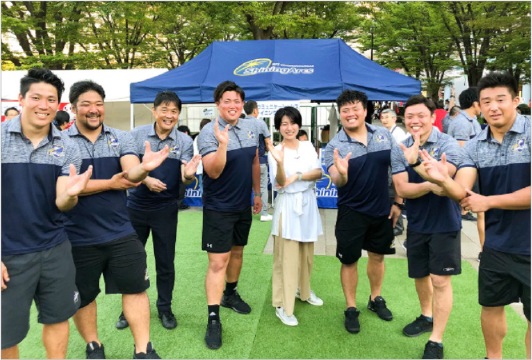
[
  {"left": 53, "top": 110, "right": 71, "bottom": 131},
  {"left": 267, "top": 106, "right": 324, "bottom": 327},
  {"left": 442, "top": 106, "right": 461, "bottom": 134},
  {"left": 177, "top": 125, "right": 192, "bottom": 210},
  {"left": 297, "top": 129, "right": 309, "bottom": 141},
  {"left": 433, "top": 100, "right": 447, "bottom": 132},
  {"left": 197, "top": 81, "right": 262, "bottom": 350},
  {"left": 421, "top": 71, "right": 530, "bottom": 360},
  {"left": 243, "top": 100, "right": 273, "bottom": 222},
  {"left": 194, "top": 118, "right": 212, "bottom": 195},
  {"left": 2, "top": 68, "right": 92, "bottom": 359},
  {"left": 3, "top": 107, "right": 20, "bottom": 121}
]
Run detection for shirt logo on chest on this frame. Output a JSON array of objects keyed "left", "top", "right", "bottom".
[
  {"left": 429, "top": 147, "right": 440, "bottom": 158},
  {"left": 48, "top": 145, "right": 65, "bottom": 158},
  {"left": 374, "top": 134, "right": 386, "bottom": 143},
  {"left": 247, "top": 130, "right": 256, "bottom": 139},
  {"left": 512, "top": 138, "right": 526, "bottom": 152},
  {"left": 108, "top": 134, "right": 119, "bottom": 148}
]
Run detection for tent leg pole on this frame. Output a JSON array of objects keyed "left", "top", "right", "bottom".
[{"left": 130, "top": 104, "right": 135, "bottom": 130}]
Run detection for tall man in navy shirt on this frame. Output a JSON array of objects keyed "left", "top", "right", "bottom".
[
  {"left": 197, "top": 81, "right": 262, "bottom": 350},
  {"left": 1, "top": 68, "right": 92, "bottom": 359},
  {"left": 323, "top": 90, "right": 402, "bottom": 334},
  {"left": 421, "top": 72, "right": 530, "bottom": 359},
  {"left": 392, "top": 95, "right": 463, "bottom": 359},
  {"left": 66, "top": 80, "right": 168, "bottom": 359},
  {"left": 120, "top": 91, "right": 200, "bottom": 330}
]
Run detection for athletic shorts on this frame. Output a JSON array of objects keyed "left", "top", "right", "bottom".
[
  {"left": 202, "top": 208, "right": 252, "bottom": 253},
  {"left": 406, "top": 230, "right": 462, "bottom": 278},
  {"left": 71, "top": 233, "right": 149, "bottom": 308},
  {"left": 335, "top": 206, "right": 395, "bottom": 265},
  {"left": 1, "top": 240, "right": 80, "bottom": 349},
  {"left": 479, "top": 247, "right": 531, "bottom": 321}
]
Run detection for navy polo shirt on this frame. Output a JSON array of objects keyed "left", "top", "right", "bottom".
[
  {"left": 245, "top": 115, "right": 271, "bottom": 164},
  {"left": 461, "top": 115, "right": 531, "bottom": 255},
  {"left": 197, "top": 117, "right": 259, "bottom": 212},
  {"left": 2, "top": 118, "right": 81, "bottom": 255},
  {"left": 127, "top": 124, "right": 193, "bottom": 211},
  {"left": 392, "top": 127, "right": 463, "bottom": 234},
  {"left": 323, "top": 124, "right": 403, "bottom": 217},
  {"left": 65, "top": 124, "right": 137, "bottom": 246}
]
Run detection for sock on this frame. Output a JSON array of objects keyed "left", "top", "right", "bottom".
[
  {"left": 422, "top": 314, "right": 434, "bottom": 322},
  {"left": 428, "top": 340, "right": 443, "bottom": 347},
  {"left": 208, "top": 305, "right": 220, "bottom": 321},
  {"left": 224, "top": 281, "right": 237, "bottom": 296}
]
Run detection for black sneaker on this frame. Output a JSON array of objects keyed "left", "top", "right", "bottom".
[
  {"left": 422, "top": 340, "right": 443, "bottom": 359},
  {"left": 205, "top": 319, "right": 222, "bottom": 350},
  {"left": 344, "top": 307, "right": 360, "bottom": 334},
  {"left": 477, "top": 252, "right": 482, "bottom": 262},
  {"left": 158, "top": 311, "right": 177, "bottom": 329},
  {"left": 403, "top": 315, "right": 433, "bottom": 337},
  {"left": 221, "top": 291, "right": 251, "bottom": 314},
  {"left": 86, "top": 341, "right": 105, "bottom": 359},
  {"left": 367, "top": 296, "right": 393, "bottom": 321},
  {"left": 116, "top": 312, "right": 129, "bottom": 330},
  {"left": 133, "top": 342, "right": 160, "bottom": 359}
]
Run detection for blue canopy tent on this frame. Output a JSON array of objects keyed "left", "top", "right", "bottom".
[{"left": 130, "top": 38, "right": 421, "bottom": 104}]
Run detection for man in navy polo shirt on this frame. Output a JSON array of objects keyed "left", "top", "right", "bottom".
[
  {"left": 117, "top": 91, "right": 200, "bottom": 331},
  {"left": 323, "top": 90, "right": 403, "bottom": 334},
  {"left": 421, "top": 72, "right": 530, "bottom": 359},
  {"left": 1, "top": 68, "right": 92, "bottom": 359},
  {"left": 392, "top": 95, "right": 463, "bottom": 359},
  {"left": 197, "top": 81, "right": 262, "bottom": 350},
  {"left": 66, "top": 80, "right": 168, "bottom": 359}
]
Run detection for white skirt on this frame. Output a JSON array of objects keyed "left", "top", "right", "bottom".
[{"left": 271, "top": 188, "right": 323, "bottom": 242}]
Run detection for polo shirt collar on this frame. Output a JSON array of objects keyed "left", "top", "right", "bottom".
[
  {"left": 8, "top": 116, "right": 61, "bottom": 140},
  {"left": 218, "top": 116, "right": 240, "bottom": 130},
  {"left": 478, "top": 114, "right": 526, "bottom": 141},
  {"left": 150, "top": 123, "right": 177, "bottom": 140},
  {"left": 338, "top": 123, "right": 375, "bottom": 142}
]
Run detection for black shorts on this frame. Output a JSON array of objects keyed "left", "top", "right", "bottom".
[
  {"left": 1, "top": 241, "right": 80, "bottom": 349},
  {"left": 335, "top": 206, "right": 395, "bottom": 265},
  {"left": 406, "top": 230, "right": 461, "bottom": 278},
  {"left": 479, "top": 247, "right": 531, "bottom": 321},
  {"left": 202, "top": 208, "right": 252, "bottom": 253},
  {"left": 71, "top": 233, "right": 150, "bottom": 308}
]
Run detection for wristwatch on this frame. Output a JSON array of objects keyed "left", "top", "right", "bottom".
[
  {"left": 393, "top": 201, "right": 406, "bottom": 210},
  {"left": 296, "top": 172, "right": 303, "bottom": 181},
  {"left": 409, "top": 158, "right": 422, "bottom": 168}
]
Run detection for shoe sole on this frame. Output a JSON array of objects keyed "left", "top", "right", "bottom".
[
  {"left": 275, "top": 312, "right": 298, "bottom": 326},
  {"left": 116, "top": 322, "right": 129, "bottom": 330},
  {"left": 345, "top": 325, "right": 360, "bottom": 334},
  {"left": 220, "top": 302, "right": 251, "bottom": 314},
  {"left": 205, "top": 341, "right": 221, "bottom": 350},
  {"left": 403, "top": 327, "right": 433, "bottom": 337}
]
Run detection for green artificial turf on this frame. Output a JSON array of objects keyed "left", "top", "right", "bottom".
[{"left": 18, "top": 209, "right": 527, "bottom": 359}]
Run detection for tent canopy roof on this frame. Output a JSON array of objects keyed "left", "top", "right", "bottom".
[{"left": 130, "top": 39, "right": 421, "bottom": 104}]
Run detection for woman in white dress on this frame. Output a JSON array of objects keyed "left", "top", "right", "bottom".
[{"left": 267, "top": 106, "right": 324, "bottom": 326}]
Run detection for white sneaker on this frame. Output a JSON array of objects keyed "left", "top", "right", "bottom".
[
  {"left": 275, "top": 307, "right": 298, "bottom": 326},
  {"left": 260, "top": 214, "right": 273, "bottom": 222},
  {"left": 296, "top": 289, "right": 324, "bottom": 306}
]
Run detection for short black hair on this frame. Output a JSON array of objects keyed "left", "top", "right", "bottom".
[
  {"left": 69, "top": 80, "right": 105, "bottom": 105},
  {"left": 177, "top": 125, "right": 190, "bottom": 134},
  {"left": 199, "top": 118, "right": 211, "bottom": 130},
  {"left": 517, "top": 103, "right": 531, "bottom": 115},
  {"left": 273, "top": 106, "right": 302, "bottom": 130},
  {"left": 213, "top": 81, "right": 245, "bottom": 103},
  {"left": 477, "top": 71, "right": 518, "bottom": 98},
  {"left": 404, "top": 95, "right": 436, "bottom": 115},
  {"left": 53, "top": 110, "right": 70, "bottom": 130},
  {"left": 458, "top": 87, "right": 479, "bottom": 109},
  {"left": 297, "top": 129, "right": 308, "bottom": 139},
  {"left": 449, "top": 106, "right": 461, "bottom": 117},
  {"left": 20, "top": 68, "right": 65, "bottom": 101},
  {"left": 244, "top": 100, "right": 258, "bottom": 115},
  {"left": 336, "top": 90, "right": 368, "bottom": 110},
  {"left": 153, "top": 91, "right": 182, "bottom": 112},
  {"left": 4, "top": 107, "right": 19, "bottom": 116},
  {"left": 436, "top": 99, "right": 444, "bottom": 109}
]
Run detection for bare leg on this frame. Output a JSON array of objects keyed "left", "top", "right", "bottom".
[
  {"left": 42, "top": 321, "right": 69, "bottom": 358},
  {"left": 1, "top": 345, "right": 19, "bottom": 359},
  {"left": 367, "top": 251, "right": 384, "bottom": 300},
  {"left": 205, "top": 252, "right": 230, "bottom": 305},
  {"left": 73, "top": 301, "right": 100, "bottom": 345},
  {"left": 429, "top": 274, "right": 453, "bottom": 343},
  {"left": 481, "top": 306, "right": 506, "bottom": 359},
  {"left": 226, "top": 246, "right": 244, "bottom": 283},
  {"left": 415, "top": 276, "right": 433, "bottom": 317},
  {"left": 123, "top": 292, "right": 151, "bottom": 354},
  {"left": 341, "top": 262, "right": 358, "bottom": 308}
]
